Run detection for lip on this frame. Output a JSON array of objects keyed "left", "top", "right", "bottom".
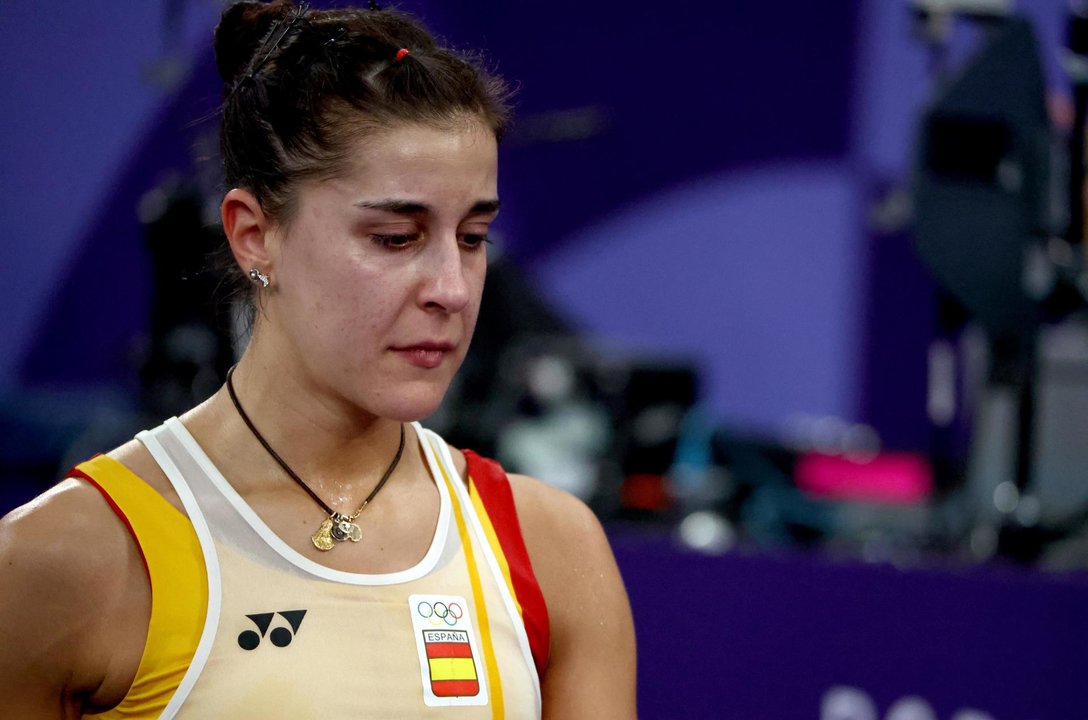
[{"left": 391, "top": 341, "right": 456, "bottom": 369}]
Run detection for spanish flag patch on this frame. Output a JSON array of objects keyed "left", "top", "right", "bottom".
[
  {"left": 425, "top": 629, "right": 479, "bottom": 696},
  {"left": 409, "top": 594, "right": 489, "bottom": 707}
]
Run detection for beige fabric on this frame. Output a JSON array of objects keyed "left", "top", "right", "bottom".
[{"left": 138, "top": 419, "right": 539, "bottom": 719}]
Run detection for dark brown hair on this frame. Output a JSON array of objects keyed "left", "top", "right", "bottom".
[{"left": 215, "top": 1, "right": 511, "bottom": 221}]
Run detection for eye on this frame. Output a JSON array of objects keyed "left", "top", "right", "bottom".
[
  {"left": 459, "top": 233, "right": 491, "bottom": 251},
  {"left": 372, "top": 233, "right": 420, "bottom": 249}
]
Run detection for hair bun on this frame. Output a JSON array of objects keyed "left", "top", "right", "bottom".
[{"left": 214, "top": 1, "right": 292, "bottom": 84}]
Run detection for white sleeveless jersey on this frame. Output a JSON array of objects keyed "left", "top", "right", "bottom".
[{"left": 129, "top": 418, "right": 541, "bottom": 719}]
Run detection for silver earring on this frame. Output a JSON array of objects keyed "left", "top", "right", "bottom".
[{"left": 248, "top": 268, "right": 270, "bottom": 288}]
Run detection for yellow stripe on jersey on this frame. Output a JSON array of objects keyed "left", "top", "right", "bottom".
[
  {"left": 468, "top": 477, "right": 523, "bottom": 619},
  {"left": 77, "top": 455, "right": 207, "bottom": 720},
  {"left": 431, "top": 440, "right": 505, "bottom": 719}
]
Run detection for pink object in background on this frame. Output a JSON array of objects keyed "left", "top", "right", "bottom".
[{"left": 795, "top": 452, "right": 932, "bottom": 505}]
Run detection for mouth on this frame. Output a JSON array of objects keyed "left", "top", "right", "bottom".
[{"left": 391, "top": 342, "right": 456, "bottom": 370}]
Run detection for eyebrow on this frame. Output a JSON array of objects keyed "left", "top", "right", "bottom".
[{"left": 354, "top": 198, "right": 501, "bottom": 215}]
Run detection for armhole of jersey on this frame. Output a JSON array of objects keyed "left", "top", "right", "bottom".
[
  {"left": 462, "top": 450, "right": 551, "bottom": 679},
  {"left": 70, "top": 455, "right": 208, "bottom": 720}
]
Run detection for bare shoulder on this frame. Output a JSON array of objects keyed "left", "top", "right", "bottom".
[
  {"left": 504, "top": 473, "right": 621, "bottom": 605},
  {"left": 0, "top": 477, "right": 137, "bottom": 599},
  {"left": 506, "top": 474, "right": 606, "bottom": 553},
  {"left": 0, "top": 476, "right": 150, "bottom": 713},
  {"left": 505, "top": 473, "right": 638, "bottom": 720}
]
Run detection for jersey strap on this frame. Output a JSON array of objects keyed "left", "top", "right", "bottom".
[
  {"left": 463, "top": 450, "right": 550, "bottom": 678},
  {"left": 70, "top": 455, "right": 207, "bottom": 720}
]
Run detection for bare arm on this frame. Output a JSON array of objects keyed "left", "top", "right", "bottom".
[
  {"left": 0, "top": 480, "right": 149, "bottom": 719},
  {"left": 509, "top": 475, "right": 637, "bottom": 719}
]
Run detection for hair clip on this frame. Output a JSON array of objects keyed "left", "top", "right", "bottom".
[
  {"left": 324, "top": 26, "right": 347, "bottom": 48},
  {"left": 229, "top": 3, "right": 310, "bottom": 98},
  {"left": 250, "top": 3, "right": 310, "bottom": 76},
  {"left": 395, "top": 48, "right": 411, "bottom": 62}
]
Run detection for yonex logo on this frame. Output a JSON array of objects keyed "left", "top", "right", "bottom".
[{"left": 237, "top": 609, "right": 307, "bottom": 650}]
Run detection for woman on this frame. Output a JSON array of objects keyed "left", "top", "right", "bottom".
[{"left": 0, "top": 2, "right": 636, "bottom": 717}]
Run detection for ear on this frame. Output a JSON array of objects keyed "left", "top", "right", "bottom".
[{"left": 221, "top": 188, "right": 274, "bottom": 274}]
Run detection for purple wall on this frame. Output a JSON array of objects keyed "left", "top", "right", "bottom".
[
  {"left": 0, "top": 1, "right": 220, "bottom": 390},
  {"left": 614, "top": 533, "right": 1088, "bottom": 719},
  {"left": 531, "top": 163, "right": 865, "bottom": 433}
]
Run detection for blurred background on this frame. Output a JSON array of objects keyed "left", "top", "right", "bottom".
[{"left": 3, "top": 0, "right": 1088, "bottom": 717}]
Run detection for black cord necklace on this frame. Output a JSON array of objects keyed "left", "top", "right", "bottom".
[{"left": 225, "top": 365, "right": 406, "bottom": 551}]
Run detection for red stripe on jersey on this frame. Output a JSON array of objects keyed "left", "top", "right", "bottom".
[
  {"left": 69, "top": 461, "right": 151, "bottom": 584},
  {"left": 431, "top": 679, "right": 480, "bottom": 697},
  {"left": 463, "top": 450, "right": 550, "bottom": 679},
  {"left": 425, "top": 642, "right": 474, "bottom": 659}
]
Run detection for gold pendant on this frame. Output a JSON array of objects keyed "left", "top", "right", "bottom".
[{"left": 311, "top": 517, "right": 335, "bottom": 551}]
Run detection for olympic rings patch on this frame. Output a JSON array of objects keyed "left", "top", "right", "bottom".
[{"left": 416, "top": 600, "right": 464, "bottom": 627}]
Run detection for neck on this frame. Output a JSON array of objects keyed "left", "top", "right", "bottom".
[{"left": 213, "top": 343, "right": 407, "bottom": 497}]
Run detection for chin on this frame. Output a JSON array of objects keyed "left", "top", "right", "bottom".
[{"left": 372, "top": 382, "right": 450, "bottom": 423}]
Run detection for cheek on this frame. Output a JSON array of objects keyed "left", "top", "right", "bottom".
[
  {"left": 324, "top": 270, "right": 405, "bottom": 339},
  {"left": 293, "top": 241, "right": 381, "bottom": 318}
]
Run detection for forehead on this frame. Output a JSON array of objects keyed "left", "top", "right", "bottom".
[{"left": 339, "top": 118, "right": 498, "bottom": 193}]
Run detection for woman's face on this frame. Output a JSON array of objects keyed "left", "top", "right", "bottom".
[{"left": 260, "top": 117, "right": 499, "bottom": 422}]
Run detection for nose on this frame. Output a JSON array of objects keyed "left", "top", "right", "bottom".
[{"left": 419, "top": 235, "right": 472, "bottom": 314}]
